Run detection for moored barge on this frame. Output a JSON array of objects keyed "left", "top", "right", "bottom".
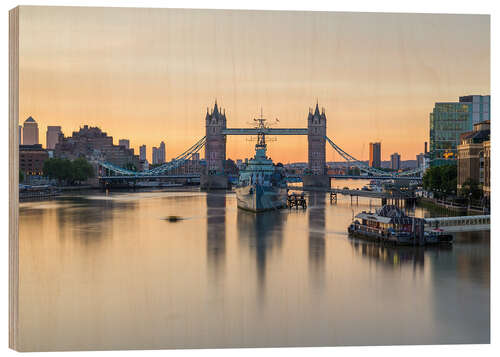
[{"left": 348, "top": 205, "right": 453, "bottom": 245}]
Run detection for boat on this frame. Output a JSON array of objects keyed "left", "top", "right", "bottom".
[
  {"left": 235, "top": 112, "right": 288, "bottom": 212},
  {"left": 424, "top": 228, "right": 454, "bottom": 244},
  {"left": 348, "top": 205, "right": 429, "bottom": 245},
  {"left": 365, "top": 180, "right": 383, "bottom": 192}
]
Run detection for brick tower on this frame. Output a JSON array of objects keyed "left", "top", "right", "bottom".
[
  {"left": 303, "top": 102, "right": 330, "bottom": 188},
  {"left": 201, "top": 100, "right": 228, "bottom": 189}
]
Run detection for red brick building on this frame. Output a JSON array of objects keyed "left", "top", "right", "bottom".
[{"left": 19, "top": 144, "right": 49, "bottom": 176}]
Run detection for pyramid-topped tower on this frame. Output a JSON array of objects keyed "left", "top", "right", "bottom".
[
  {"left": 307, "top": 101, "right": 327, "bottom": 176},
  {"left": 205, "top": 100, "right": 227, "bottom": 176}
]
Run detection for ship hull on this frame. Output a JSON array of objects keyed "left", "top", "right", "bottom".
[{"left": 235, "top": 184, "right": 287, "bottom": 212}]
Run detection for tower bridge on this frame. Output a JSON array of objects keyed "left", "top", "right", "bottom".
[
  {"left": 203, "top": 101, "right": 330, "bottom": 189},
  {"left": 97, "top": 101, "right": 424, "bottom": 189}
]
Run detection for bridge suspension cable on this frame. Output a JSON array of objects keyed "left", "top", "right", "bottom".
[
  {"left": 325, "top": 136, "right": 389, "bottom": 176},
  {"left": 325, "top": 136, "right": 424, "bottom": 178},
  {"left": 99, "top": 136, "right": 207, "bottom": 177}
]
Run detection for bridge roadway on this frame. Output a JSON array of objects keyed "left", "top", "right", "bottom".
[{"left": 99, "top": 174, "right": 200, "bottom": 180}]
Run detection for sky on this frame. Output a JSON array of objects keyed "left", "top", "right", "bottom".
[{"left": 18, "top": 6, "right": 490, "bottom": 163}]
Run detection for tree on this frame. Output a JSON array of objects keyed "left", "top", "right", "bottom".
[
  {"left": 423, "top": 164, "right": 457, "bottom": 198},
  {"left": 459, "top": 178, "right": 482, "bottom": 201},
  {"left": 347, "top": 167, "right": 360, "bottom": 176},
  {"left": 43, "top": 157, "right": 94, "bottom": 185},
  {"left": 19, "top": 169, "right": 24, "bottom": 183},
  {"left": 124, "top": 162, "right": 137, "bottom": 172},
  {"left": 72, "top": 158, "right": 94, "bottom": 183},
  {"left": 43, "top": 158, "right": 72, "bottom": 184}
]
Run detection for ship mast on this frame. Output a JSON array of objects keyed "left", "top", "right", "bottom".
[{"left": 254, "top": 107, "right": 267, "bottom": 149}]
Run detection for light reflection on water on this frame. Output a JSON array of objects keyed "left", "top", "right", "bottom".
[{"left": 18, "top": 180, "right": 489, "bottom": 351}]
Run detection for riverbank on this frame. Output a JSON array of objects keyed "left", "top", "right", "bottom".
[{"left": 417, "top": 197, "right": 488, "bottom": 215}]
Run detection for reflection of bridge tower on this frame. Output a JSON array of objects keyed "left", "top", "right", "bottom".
[
  {"left": 308, "top": 192, "right": 326, "bottom": 289},
  {"left": 201, "top": 101, "right": 229, "bottom": 189},
  {"left": 304, "top": 102, "right": 330, "bottom": 188},
  {"left": 206, "top": 193, "right": 226, "bottom": 284}
]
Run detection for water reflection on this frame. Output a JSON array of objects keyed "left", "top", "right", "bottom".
[
  {"left": 349, "top": 239, "right": 432, "bottom": 272},
  {"left": 56, "top": 196, "right": 137, "bottom": 244},
  {"left": 17, "top": 187, "right": 490, "bottom": 350},
  {"left": 237, "top": 210, "right": 286, "bottom": 301},
  {"left": 308, "top": 192, "right": 326, "bottom": 289},
  {"left": 206, "top": 193, "right": 226, "bottom": 283},
  {"left": 431, "top": 231, "right": 490, "bottom": 288}
]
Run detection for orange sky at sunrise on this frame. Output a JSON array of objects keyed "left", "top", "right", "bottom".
[{"left": 18, "top": 6, "right": 490, "bottom": 163}]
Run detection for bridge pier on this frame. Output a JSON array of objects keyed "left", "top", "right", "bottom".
[
  {"left": 200, "top": 174, "right": 229, "bottom": 190},
  {"left": 302, "top": 175, "right": 330, "bottom": 189}
]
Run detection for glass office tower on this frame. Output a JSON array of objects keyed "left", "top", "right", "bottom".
[{"left": 429, "top": 95, "right": 490, "bottom": 166}]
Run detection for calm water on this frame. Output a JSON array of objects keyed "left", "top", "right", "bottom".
[{"left": 18, "top": 180, "right": 490, "bottom": 351}]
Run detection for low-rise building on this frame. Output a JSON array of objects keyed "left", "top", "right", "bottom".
[
  {"left": 457, "top": 121, "right": 490, "bottom": 195},
  {"left": 482, "top": 140, "right": 490, "bottom": 198},
  {"left": 19, "top": 144, "right": 49, "bottom": 176}
]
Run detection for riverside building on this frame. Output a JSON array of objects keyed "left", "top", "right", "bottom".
[
  {"left": 457, "top": 121, "right": 490, "bottom": 199},
  {"left": 19, "top": 144, "right": 48, "bottom": 176},
  {"left": 429, "top": 95, "right": 490, "bottom": 166}
]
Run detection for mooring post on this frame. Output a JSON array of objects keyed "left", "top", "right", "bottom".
[{"left": 419, "top": 219, "right": 425, "bottom": 246}]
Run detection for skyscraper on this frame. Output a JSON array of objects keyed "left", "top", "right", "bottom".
[
  {"left": 23, "top": 116, "right": 39, "bottom": 145},
  {"left": 118, "top": 139, "right": 130, "bottom": 149},
  {"left": 159, "top": 141, "right": 166, "bottom": 163},
  {"left": 416, "top": 153, "right": 425, "bottom": 169},
  {"left": 18, "top": 125, "right": 22, "bottom": 145},
  {"left": 46, "top": 126, "right": 62, "bottom": 149},
  {"left": 369, "top": 142, "right": 381, "bottom": 168},
  {"left": 459, "top": 95, "right": 490, "bottom": 124},
  {"left": 139, "top": 145, "right": 146, "bottom": 161},
  {"left": 390, "top": 152, "right": 401, "bottom": 171},
  {"left": 429, "top": 94, "right": 490, "bottom": 165}
]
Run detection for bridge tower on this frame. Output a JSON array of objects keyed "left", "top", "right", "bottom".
[
  {"left": 303, "top": 102, "right": 330, "bottom": 188},
  {"left": 201, "top": 100, "right": 229, "bottom": 190}
]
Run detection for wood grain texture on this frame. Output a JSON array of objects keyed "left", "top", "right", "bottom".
[{"left": 9, "top": 6, "right": 20, "bottom": 351}]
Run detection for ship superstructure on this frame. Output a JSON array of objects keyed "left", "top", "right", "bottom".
[{"left": 235, "top": 111, "right": 287, "bottom": 212}]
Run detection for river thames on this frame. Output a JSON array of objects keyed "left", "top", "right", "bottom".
[{"left": 18, "top": 179, "right": 489, "bottom": 351}]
